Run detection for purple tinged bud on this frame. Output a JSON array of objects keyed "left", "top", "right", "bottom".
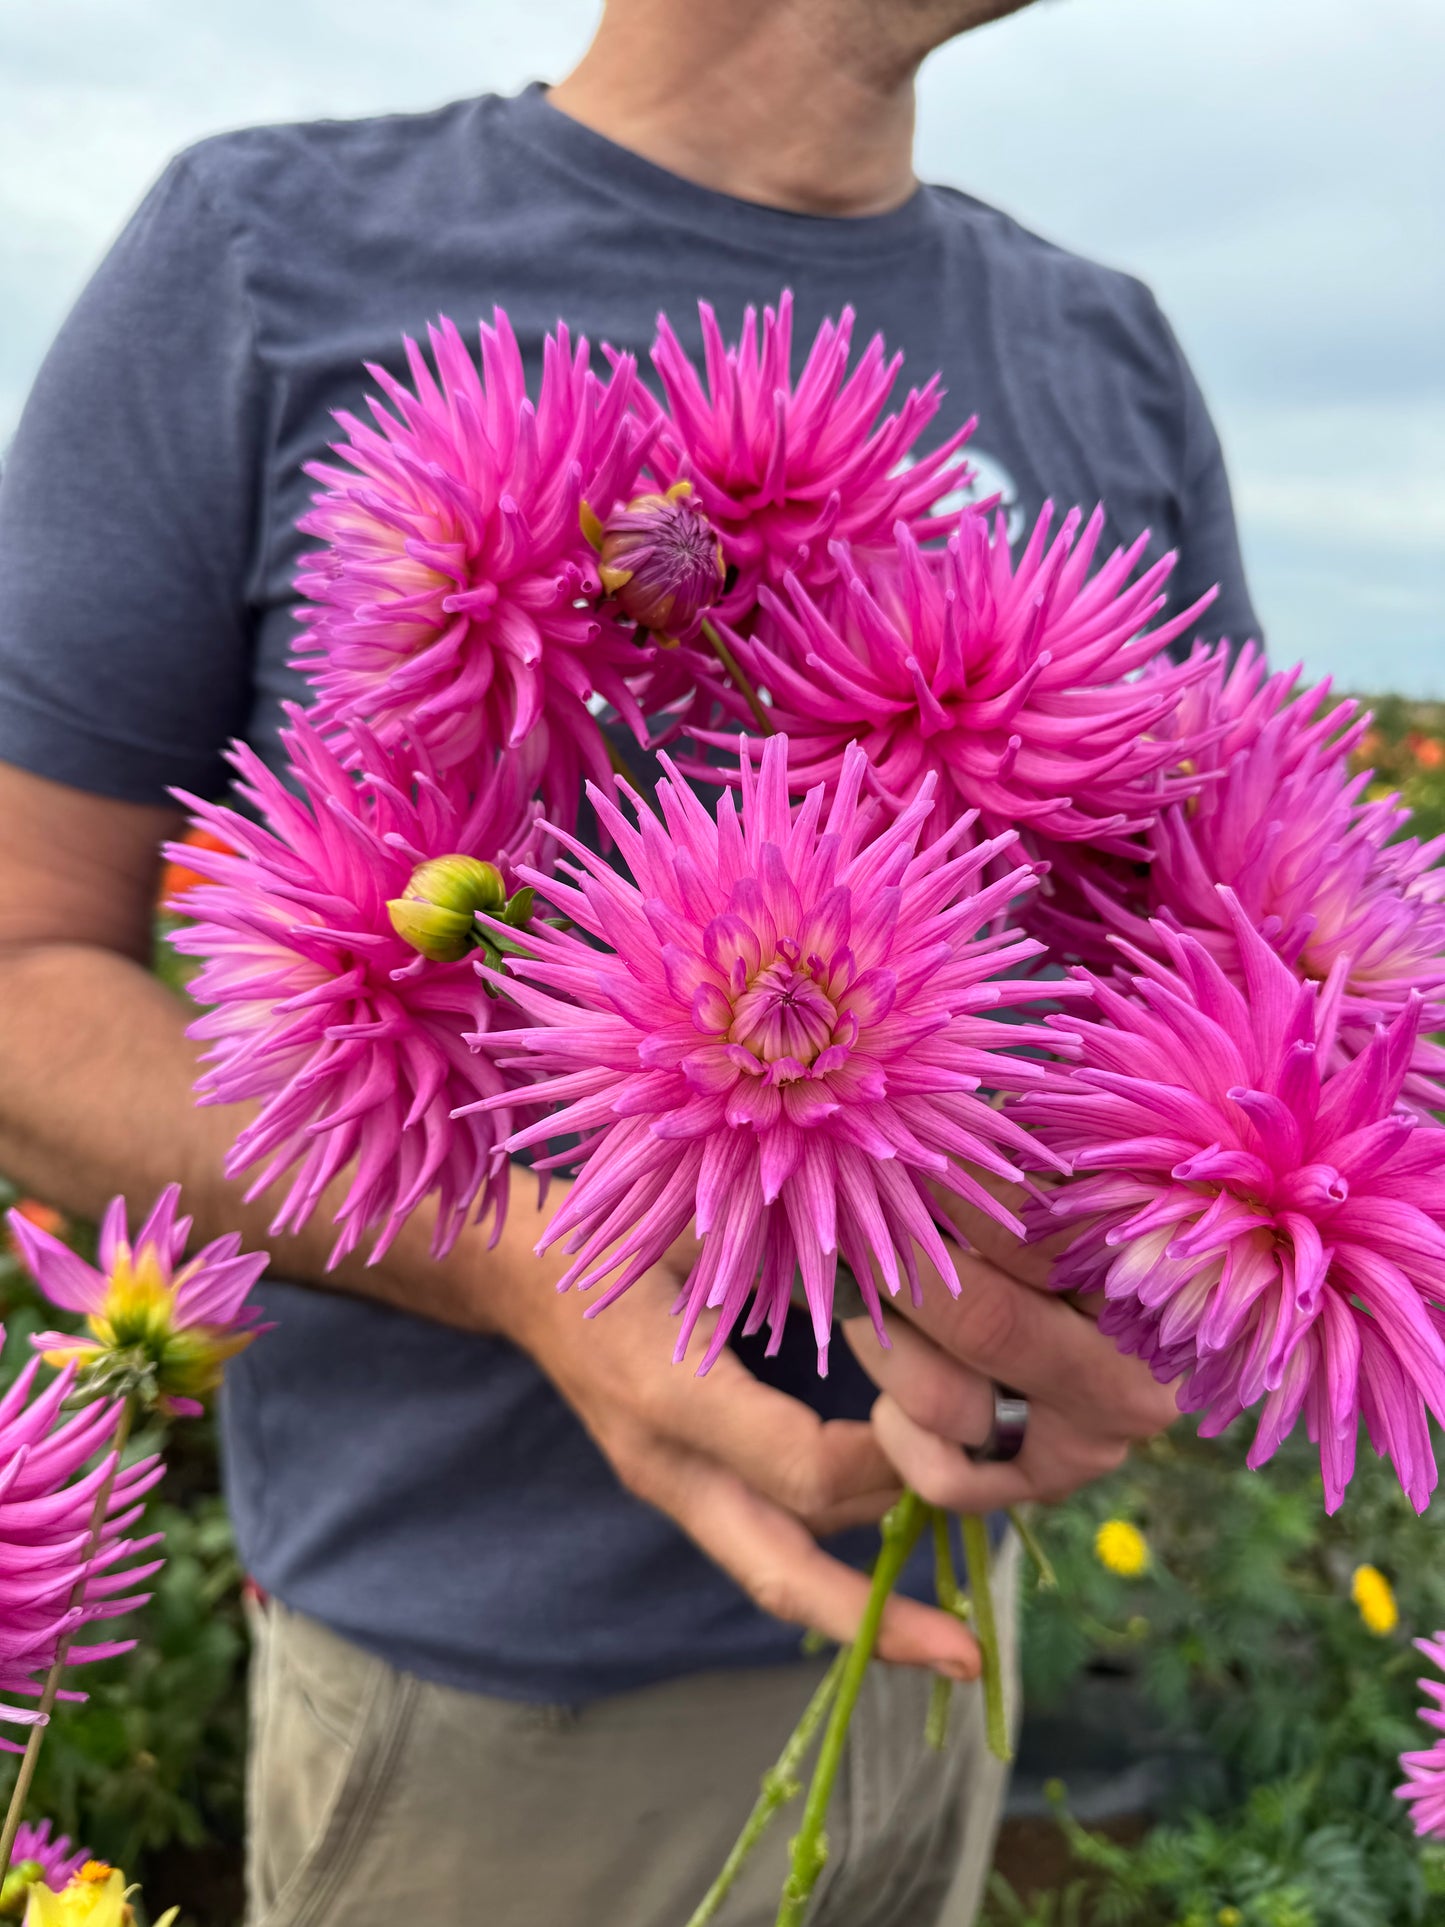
[{"left": 595, "top": 481, "right": 725, "bottom": 644}]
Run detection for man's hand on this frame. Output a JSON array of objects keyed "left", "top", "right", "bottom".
[
  {"left": 844, "top": 1211, "right": 1180, "bottom": 1515},
  {"left": 489, "top": 1186, "right": 982, "bottom": 1680}
]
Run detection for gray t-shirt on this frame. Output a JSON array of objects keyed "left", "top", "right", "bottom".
[{"left": 0, "top": 85, "right": 1257, "bottom": 1700}]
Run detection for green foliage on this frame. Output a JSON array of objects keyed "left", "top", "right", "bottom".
[
  {"left": 1348, "top": 696, "right": 1445, "bottom": 843},
  {"left": 1, "top": 1188, "right": 247, "bottom": 1918},
  {"left": 986, "top": 1418, "right": 1445, "bottom": 1926}
]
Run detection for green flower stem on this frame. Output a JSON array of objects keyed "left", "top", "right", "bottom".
[
  {"left": 775, "top": 1490, "right": 928, "bottom": 1927},
  {"left": 961, "top": 1512, "right": 1012, "bottom": 1765},
  {"left": 684, "top": 1649, "right": 846, "bottom": 1927},
  {"left": 1007, "top": 1505, "right": 1058, "bottom": 1592},
  {"left": 0, "top": 1396, "right": 134, "bottom": 1887},
  {"left": 926, "top": 1509, "right": 969, "bottom": 1751},
  {"left": 700, "top": 619, "right": 775, "bottom": 737}
]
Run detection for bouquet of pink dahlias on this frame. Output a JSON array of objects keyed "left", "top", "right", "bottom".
[{"left": 160, "top": 291, "right": 1445, "bottom": 1919}]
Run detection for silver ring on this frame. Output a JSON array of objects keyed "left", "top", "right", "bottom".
[{"left": 965, "top": 1384, "right": 1029, "bottom": 1464}]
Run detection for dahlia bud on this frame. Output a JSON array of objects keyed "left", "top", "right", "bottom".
[
  {"left": 0, "top": 1861, "right": 43, "bottom": 1918},
  {"left": 387, "top": 856, "right": 506, "bottom": 962},
  {"left": 591, "top": 481, "right": 725, "bottom": 643}
]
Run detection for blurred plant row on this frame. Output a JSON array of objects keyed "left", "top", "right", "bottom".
[
  {"left": 1352, "top": 697, "right": 1445, "bottom": 843},
  {"left": 985, "top": 1416, "right": 1445, "bottom": 1927}
]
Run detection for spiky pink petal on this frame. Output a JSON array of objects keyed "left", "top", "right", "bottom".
[
  {"left": 1, "top": 1330, "right": 164, "bottom": 1747},
  {"left": 167, "top": 713, "right": 543, "bottom": 1266},
  {"left": 293, "top": 313, "right": 678, "bottom": 823},
  {"left": 640, "top": 293, "right": 977, "bottom": 629},
  {"left": 7, "top": 1819, "right": 90, "bottom": 1891},
  {"left": 1038, "top": 644, "right": 1445, "bottom": 1107},
  {"left": 1018, "top": 893, "right": 1445, "bottom": 1513},
  {"left": 475, "top": 734, "right": 1069, "bottom": 1371},
  {"left": 716, "top": 508, "right": 1218, "bottom": 854},
  {"left": 1398, "top": 1633, "right": 1445, "bottom": 1837}
]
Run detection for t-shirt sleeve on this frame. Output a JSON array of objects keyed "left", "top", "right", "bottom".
[
  {"left": 0, "top": 152, "right": 262, "bottom": 803},
  {"left": 1159, "top": 311, "right": 1262, "bottom": 652}
]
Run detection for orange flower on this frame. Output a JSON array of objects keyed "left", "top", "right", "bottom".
[
  {"left": 1415, "top": 736, "right": 1444, "bottom": 771},
  {"left": 9, "top": 1198, "right": 66, "bottom": 1240},
  {"left": 158, "top": 827, "right": 234, "bottom": 909}
]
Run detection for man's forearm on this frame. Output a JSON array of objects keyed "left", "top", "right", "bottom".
[{"left": 0, "top": 940, "right": 535, "bottom": 1333}]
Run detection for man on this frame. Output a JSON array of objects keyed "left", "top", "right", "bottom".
[{"left": 0, "top": 2, "right": 1257, "bottom": 1922}]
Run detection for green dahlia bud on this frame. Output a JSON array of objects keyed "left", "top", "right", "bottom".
[
  {"left": 386, "top": 855, "right": 506, "bottom": 962},
  {"left": 0, "top": 1862, "right": 44, "bottom": 1919}
]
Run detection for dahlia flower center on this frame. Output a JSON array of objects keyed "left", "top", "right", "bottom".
[
  {"left": 728, "top": 950, "right": 839, "bottom": 1069},
  {"left": 93, "top": 1246, "right": 177, "bottom": 1351}
]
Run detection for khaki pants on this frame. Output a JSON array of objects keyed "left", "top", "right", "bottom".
[{"left": 246, "top": 1535, "right": 1019, "bottom": 1927}]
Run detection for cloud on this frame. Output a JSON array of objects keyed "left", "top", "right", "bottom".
[{"left": 1, "top": 0, "right": 1440, "bottom": 692}]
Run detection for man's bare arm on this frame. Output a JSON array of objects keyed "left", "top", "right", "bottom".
[{"left": 0, "top": 763, "right": 512, "bottom": 1329}]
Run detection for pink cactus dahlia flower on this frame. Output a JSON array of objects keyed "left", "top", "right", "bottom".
[
  {"left": 477, "top": 734, "right": 1067, "bottom": 1371},
  {"left": 4, "top": 1821, "right": 90, "bottom": 1896},
  {"left": 8, "top": 1186, "right": 268, "bottom": 1418},
  {"left": 640, "top": 293, "right": 977, "bottom": 629},
  {"left": 293, "top": 312, "right": 668, "bottom": 822},
  {"left": 168, "top": 713, "right": 542, "bottom": 1264},
  {"left": 1036, "top": 643, "right": 1445, "bottom": 1108},
  {"left": 1398, "top": 1632, "right": 1445, "bottom": 1837},
  {"left": 1017, "top": 894, "right": 1445, "bottom": 1513},
  {"left": 1, "top": 1330, "right": 164, "bottom": 1746},
  {"left": 723, "top": 508, "right": 1218, "bottom": 853}
]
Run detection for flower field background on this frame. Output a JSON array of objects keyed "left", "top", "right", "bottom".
[{"left": 2, "top": 695, "right": 1441, "bottom": 1927}]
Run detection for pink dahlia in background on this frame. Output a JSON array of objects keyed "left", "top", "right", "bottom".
[
  {"left": 1, "top": 1330, "right": 164, "bottom": 1748},
  {"left": 3, "top": 1820, "right": 89, "bottom": 1897},
  {"left": 168, "top": 712, "right": 542, "bottom": 1265},
  {"left": 477, "top": 734, "right": 1067, "bottom": 1371},
  {"left": 723, "top": 508, "right": 1218, "bottom": 853},
  {"left": 1398, "top": 1632, "right": 1445, "bottom": 1837},
  {"left": 639, "top": 293, "right": 977, "bottom": 629},
  {"left": 8, "top": 1186, "right": 268, "bottom": 1418},
  {"left": 293, "top": 312, "right": 670, "bottom": 823},
  {"left": 1017, "top": 894, "right": 1445, "bottom": 1514},
  {"left": 1038, "top": 642, "right": 1445, "bottom": 1108}
]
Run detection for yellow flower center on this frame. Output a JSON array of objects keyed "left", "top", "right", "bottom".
[
  {"left": 37, "top": 1239, "right": 254, "bottom": 1407},
  {"left": 1094, "top": 1519, "right": 1150, "bottom": 1578},
  {"left": 1350, "top": 1563, "right": 1398, "bottom": 1636},
  {"left": 89, "top": 1245, "right": 176, "bottom": 1352}
]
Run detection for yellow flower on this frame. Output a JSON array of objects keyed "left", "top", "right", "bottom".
[
  {"left": 1094, "top": 1519, "right": 1150, "bottom": 1578},
  {"left": 1351, "top": 1564, "right": 1398, "bottom": 1636},
  {"left": 1217, "top": 1909, "right": 1243, "bottom": 1927},
  {"left": 23, "top": 1863, "right": 177, "bottom": 1927}
]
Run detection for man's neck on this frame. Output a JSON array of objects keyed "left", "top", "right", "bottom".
[{"left": 547, "top": 0, "right": 921, "bottom": 219}]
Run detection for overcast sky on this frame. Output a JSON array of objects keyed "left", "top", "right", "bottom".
[{"left": 2, "top": 0, "right": 1441, "bottom": 695}]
